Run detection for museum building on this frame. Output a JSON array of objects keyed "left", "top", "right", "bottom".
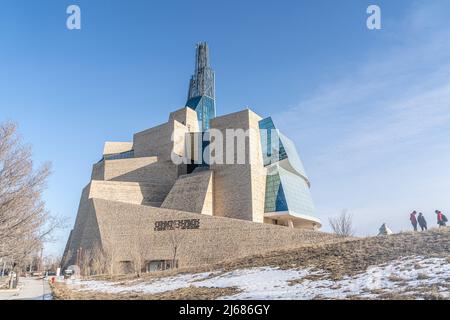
[{"left": 62, "top": 43, "right": 333, "bottom": 273}]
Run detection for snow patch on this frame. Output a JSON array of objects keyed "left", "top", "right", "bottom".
[{"left": 68, "top": 256, "right": 450, "bottom": 299}]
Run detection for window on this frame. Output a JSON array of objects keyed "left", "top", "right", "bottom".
[
  {"left": 103, "top": 150, "right": 134, "bottom": 161},
  {"left": 186, "top": 96, "right": 216, "bottom": 132},
  {"left": 259, "top": 117, "right": 287, "bottom": 166},
  {"left": 264, "top": 173, "right": 288, "bottom": 212},
  {"left": 146, "top": 260, "right": 178, "bottom": 272}
]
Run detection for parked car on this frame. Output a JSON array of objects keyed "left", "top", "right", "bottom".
[{"left": 64, "top": 269, "right": 74, "bottom": 279}]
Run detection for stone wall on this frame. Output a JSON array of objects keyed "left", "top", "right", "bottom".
[
  {"left": 169, "top": 107, "right": 200, "bottom": 133},
  {"left": 91, "top": 157, "right": 178, "bottom": 185},
  {"left": 210, "top": 109, "right": 267, "bottom": 223},
  {"left": 63, "top": 198, "right": 339, "bottom": 270},
  {"left": 63, "top": 186, "right": 102, "bottom": 268},
  {"left": 161, "top": 170, "right": 213, "bottom": 215},
  {"left": 133, "top": 120, "right": 188, "bottom": 160},
  {"left": 103, "top": 142, "right": 133, "bottom": 156},
  {"left": 89, "top": 180, "right": 171, "bottom": 206},
  {"left": 62, "top": 106, "right": 326, "bottom": 272}
]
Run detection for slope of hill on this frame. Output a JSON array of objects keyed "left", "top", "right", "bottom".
[{"left": 52, "top": 228, "right": 450, "bottom": 300}]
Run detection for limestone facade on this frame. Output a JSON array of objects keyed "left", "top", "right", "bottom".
[
  {"left": 62, "top": 106, "right": 323, "bottom": 272},
  {"left": 63, "top": 198, "right": 337, "bottom": 272}
]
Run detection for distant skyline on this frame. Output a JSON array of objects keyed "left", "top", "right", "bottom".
[{"left": 1, "top": 0, "right": 449, "bottom": 256}]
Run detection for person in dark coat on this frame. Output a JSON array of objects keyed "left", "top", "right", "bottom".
[
  {"left": 410, "top": 211, "right": 418, "bottom": 231},
  {"left": 417, "top": 212, "right": 427, "bottom": 231}
]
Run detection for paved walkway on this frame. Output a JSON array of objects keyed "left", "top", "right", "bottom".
[{"left": 0, "top": 277, "right": 52, "bottom": 300}]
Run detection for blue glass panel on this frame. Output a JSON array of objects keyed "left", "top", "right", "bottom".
[
  {"left": 264, "top": 173, "right": 288, "bottom": 212},
  {"left": 186, "top": 96, "right": 216, "bottom": 132},
  {"left": 259, "top": 117, "right": 287, "bottom": 166},
  {"left": 278, "top": 133, "right": 307, "bottom": 179},
  {"left": 103, "top": 150, "right": 134, "bottom": 161},
  {"left": 278, "top": 166, "right": 315, "bottom": 216},
  {"left": 275, "top": 183, "right": 288, "bottom": 211},
  {"left": 260, "top": 117, "right": 315, "bottom": 217}
]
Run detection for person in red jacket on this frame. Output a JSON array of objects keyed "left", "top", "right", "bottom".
[
  {"left": 410, "top": 211, "right": 418, "bottom": 231},
  {"left": 436, "top": 210, "right": 448, "bottom": 227}
]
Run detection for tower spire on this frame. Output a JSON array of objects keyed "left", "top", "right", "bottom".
[
  {"left": 195, "top": 42, "right": 209, "bottom": 72},
  {"left": 188, "top": 42, "right": 215, "bottom": 100},
  {"left": 186, "top": 42, "right": 216, "bottom": 131}
]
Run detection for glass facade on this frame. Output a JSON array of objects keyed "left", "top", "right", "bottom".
[
  {"left": 186, "top": 96, "right": 216, "bottom": 132},
  {"left": 186, "top": 42, "right": 216, "bottom": 132},
  {"left": 259, "top": 117, "right": 287, "bottom": 166},
  {"left": 103, "top": 150, "right": 134, "bottom": 161},
  {"left": 277, "top": 166, "right": 315, "bottom": 216},
  {"left": 264, "top": 172, "right": 288, "bottom": 212},
  {"left": 278, "top": 133, "right": 308, "bottom": 180},
  {"left": 259, "top": 117, "right": 316, "bottom": 218}
]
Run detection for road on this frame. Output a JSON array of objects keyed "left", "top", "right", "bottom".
[{"left": 0, "top": 277, "right": 52, "bottom": 300}]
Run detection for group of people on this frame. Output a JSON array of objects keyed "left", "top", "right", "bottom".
[{"left": 409, "top": 210, "right": 448, "bottom": 231}]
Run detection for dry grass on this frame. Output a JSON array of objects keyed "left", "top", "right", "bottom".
[
  {"left": 52, "top": 228, "right": 450, "bottom": 300},
  {"left": 387, "top": 275, "right": 405, "bottom": 282},
  {"left": 51, "top": 282, "right": 240, "bottom": 300},
  {"left": 288, "top": 274, "right": 328, "bottom": 286},
  {"left": 205, "top": 227, "right": 450, "bottom": 280},
  {"left": 0, "top": 278, "right": 9, "bottom": 290},
  {"left": 401, "top": 284, "right": 449, "bottom": 300},
  {"left": 374, "top": 292, "right": 417, "bottom": 300},
  {"left": 416, "top": 273, "right": 430, "bottom": 280}
]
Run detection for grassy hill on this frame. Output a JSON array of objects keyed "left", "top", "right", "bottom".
[
  {"left": 217, "top": 226, "right": 450, "bottom": 279},
  {"left": 52, "top": 227, "right": 450, "bottom": 300}
]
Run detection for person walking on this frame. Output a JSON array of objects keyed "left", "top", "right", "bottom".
[
  {"left": 410, "top": 211, "right": 418, "bottom": 231},
  {"left": 417, "top": 212, "right": 427, "bottom": 231},
  {"left": 436, "top": 210, "right": 448, "bottom": 227}
]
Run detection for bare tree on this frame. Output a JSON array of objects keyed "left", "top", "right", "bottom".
[
  {"left": 42, "top": 254, "right": 62, "bottom": 274},
  {"left": 103, "top": 248, "right": 115, "bottom": 276},
  {"left": 0, "top": 121, "right": 58, "bottom": 274},
  {"left": 169, "top": 227, "right": 184, "bottom": 270},
  {"left": 78, "top": 249, "right": 92, "bottom": 277},
  {"left": 102, "top": 225, "right": 118, "bottom": 277},
  {"left": 61, "top": 249, "right": 73, "bottom": 271},
  {"left": 130, "top": 233, "right": 149, "bottom": 277},
  {"left": 90, "top": 245, "right": 107, "bottom": 276},
  {"left": 329, "top": 210, "right": 355, "bottom": 237}
]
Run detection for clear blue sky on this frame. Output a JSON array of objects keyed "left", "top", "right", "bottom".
[{"left": 1, "top": 0, "right": 449, "bottom": 256}]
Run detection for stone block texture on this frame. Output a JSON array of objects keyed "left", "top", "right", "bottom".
[
  {"left": 161, "top": 170, "right": 214, "bottom": 215},
  {"left": 210, "top": 109, "right": 267, "bottom": 223},
  {"left": 62, "top": 107, "right": 324, "bottom": 272},
  {"left": 103, "top": 141, "right": 133, "bottom": 156},
  {"left": 63, "top": 198, "right": 338, "bottom": 270}
]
